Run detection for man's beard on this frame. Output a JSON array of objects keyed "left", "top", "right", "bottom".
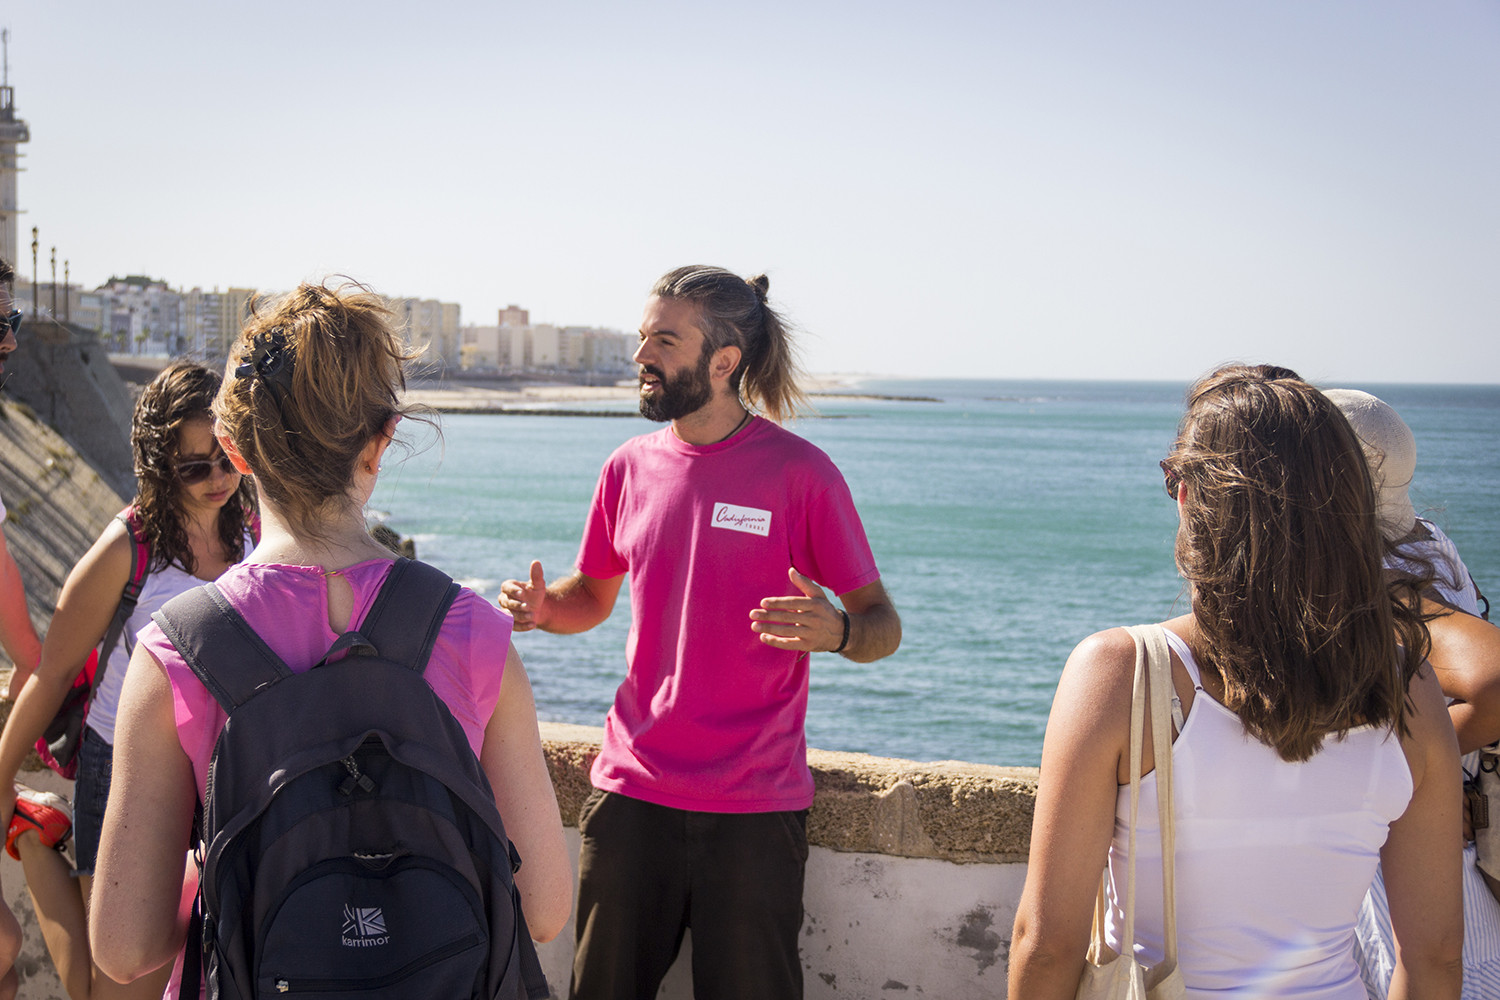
[{"left": 639, "top": 349, "right": 713, "bottom": 422}]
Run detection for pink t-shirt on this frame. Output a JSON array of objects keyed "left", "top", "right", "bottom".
[
  {"left": 139, "top": 559, "right": 511, "bottom": 800},
  {"left": 578, "top": 418, "right": 881, "bottom": 813}
]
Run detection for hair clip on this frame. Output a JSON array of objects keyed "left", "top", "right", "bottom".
[{"left": 235, "top": 327, "right": 296, "bottom": 403}]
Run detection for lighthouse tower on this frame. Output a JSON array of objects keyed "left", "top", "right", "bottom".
[{"left": 0, "top": 30, "right": 29, "bottom": 265}]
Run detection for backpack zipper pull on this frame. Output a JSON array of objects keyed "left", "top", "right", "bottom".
[{"left": 337, "top": 756, "right": 375, "bottom": 796}]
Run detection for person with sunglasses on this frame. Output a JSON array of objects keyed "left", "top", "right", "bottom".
[
  {"left": 0, "top": 294, "right": 23, "bottom": 381},
  {"left": 1009, "top": 365, "right": 1462, "bottom": 999},
  {"left": 0, "top": 359, "right": 255, "bottom": 1000}
]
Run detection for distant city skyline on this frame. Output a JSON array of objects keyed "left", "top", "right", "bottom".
[
  {"left": 7, "top": 270, "right": 636, "bottom": 378},
  {"left": 3, "top": 2, "right": 1497, "bottom": 384}
]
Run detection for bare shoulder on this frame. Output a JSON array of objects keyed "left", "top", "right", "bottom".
[
  {"left": 1066, "top": 626, "right": 1137, "bottom": 677},
  {"left": 1055, "top": 627, "right": 1139, "bottom": 721},
  {"left": 66, "top": 515, "right": 135, "bottom": 589},
  {"left": 1039, "top": 627, "right": 1143, "bottom": 792},
  {"left": 93, "top": 514, "right": 135, "bottom": 558}
]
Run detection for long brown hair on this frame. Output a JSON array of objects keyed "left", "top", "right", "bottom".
[
  {"left": 132, "top": 361, "right": 255, "bottom": 574},
  {"left": 214, "top": 281, "right": 421, "bottom": 537},
  {"left": 650, "top": 265, "right": 807, "bottom": 423},
  {"left": 1163, "top": 364, "right": 1429, "bottom": 762}
]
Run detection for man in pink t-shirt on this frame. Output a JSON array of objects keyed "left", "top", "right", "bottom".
[{"left": 501, "top": 265, "right": 901, "bottom": 1000}]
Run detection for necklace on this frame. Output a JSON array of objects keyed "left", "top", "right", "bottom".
[{"left": 714, "top": 410, "right": 753, "bottom": 444}]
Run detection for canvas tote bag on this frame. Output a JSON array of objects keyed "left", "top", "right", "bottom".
[{"left": 1074, "top": 624, "right": 1186, "bottom": 1000}]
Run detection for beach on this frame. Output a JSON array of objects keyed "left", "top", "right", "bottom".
[{"left": 400, "top": 373, "right": 883, "bottom": 412}]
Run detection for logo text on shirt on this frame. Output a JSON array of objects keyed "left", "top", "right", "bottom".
[{"left": 712, "top": 503, "right": 771, "bottom": 537}]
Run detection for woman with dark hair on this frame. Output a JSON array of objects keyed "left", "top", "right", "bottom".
[
  {"left": 0, "top": 360, "right": 255, "bottom": 1000},
  {"left": 1009, "top": 365, "right": 1463, "bottom": 998},
  {"left": 89, "top": 282, "right": 571, "bottom": 995}
]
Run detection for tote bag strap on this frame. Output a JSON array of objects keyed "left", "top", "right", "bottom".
[
  {"left": 1105, "top": 623, "right": 1151, "bottom": 956},
  {"left": 1126, "top": 623, "right": 1181, "bottom": 985}
]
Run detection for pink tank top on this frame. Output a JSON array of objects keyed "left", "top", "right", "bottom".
[{"left": 138, "top": 558, "right": 511, "bottom": 800}]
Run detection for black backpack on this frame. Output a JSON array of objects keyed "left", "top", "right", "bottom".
[{"left": 152, "top": 558, "right": 549, "bottom": 999}]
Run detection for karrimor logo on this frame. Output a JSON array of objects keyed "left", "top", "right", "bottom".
[
  {"left": 341, "top": 905, "right": 390, "bottom": 948},
  {"left": 712, "top": 502, "right": 771, "bottom": 537}
]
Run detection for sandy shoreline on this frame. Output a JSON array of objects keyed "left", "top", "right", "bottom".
[{"left": 401, "top": 374, "right": 885, "bottom": 412}]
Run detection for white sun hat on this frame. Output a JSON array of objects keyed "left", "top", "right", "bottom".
[{"left": 1324, "top": 388, "right": 1418, "bottom": 540}]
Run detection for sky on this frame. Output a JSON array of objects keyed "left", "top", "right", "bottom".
[{"left": 3, "top": 1, "right": 1497, "bottom": 383}]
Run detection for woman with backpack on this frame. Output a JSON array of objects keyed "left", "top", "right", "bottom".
[
  {"left": 0, "top": 360, "right": 255, "bottom": 1000},
  {"left": 1008, "top": 365, "right": 1464, "bottom": 998},
  {"left": 90, "top": 282, "right": 572, "bottom": 998}
]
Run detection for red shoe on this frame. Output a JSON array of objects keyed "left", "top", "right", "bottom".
[{"left": 7, "top": 784, "right": 73, "bottom": 860}]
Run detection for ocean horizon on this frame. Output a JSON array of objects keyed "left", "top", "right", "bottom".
[{"left": 371, "top": 377, "right": 1500, "bottom": 768}]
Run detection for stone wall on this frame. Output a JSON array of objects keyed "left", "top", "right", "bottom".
[
  {"left": 542, "top": 721, "right": 1035, "bottom": 864},
  {"left": 536, "top": 722, "right": 1036, "bottom": 998}
]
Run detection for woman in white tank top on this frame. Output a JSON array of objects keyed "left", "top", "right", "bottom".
[{"left": 1009, "top": 365, "right": 1463, "bottom": 999}]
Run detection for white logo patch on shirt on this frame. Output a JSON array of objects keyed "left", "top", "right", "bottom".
[{"left": 712, "top": 502, "right": 771, "bottom": 537}]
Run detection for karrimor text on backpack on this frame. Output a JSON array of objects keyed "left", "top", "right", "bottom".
[{"left": 153, "top": 558, "right": 548, "bottom": 999}]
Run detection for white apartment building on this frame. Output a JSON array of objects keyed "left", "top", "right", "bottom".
[
  {"left": 529, "top": 324, "right": 560, "bottom": 368},
  {"left": 458, "top": 319, "right": 634, "bottom": 375},
  {"left": 11, "top": 278, "right": 89, "bottom": 330},
  {"left": 460, "top": 324, "right": 501, "bottom": 369},
  {"left": 580, "top": 326, "right": 634, "bottom": 372},
  {"left": 182, "top": 286, "right": 255, "bottom": 360},
  {"left": 94, "top": 276, "right": 183, "bottom": 355},
  {"left": 390, "top": 296, "right": 462, "bottom": 371}
]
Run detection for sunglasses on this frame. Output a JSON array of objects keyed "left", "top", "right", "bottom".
[
  {"left": 176, "top": 453, "right": 237, "bottom": 485},
  {"left": 4, "top": 310, "right": 20, "bottom": 337},
  {"left": 1160, "top": 459, "right": 1182, "bottom": 500}
]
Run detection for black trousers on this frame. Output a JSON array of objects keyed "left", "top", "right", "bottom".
[{"left": 570, "top": 789, "right": 809, "bottom": 1000}]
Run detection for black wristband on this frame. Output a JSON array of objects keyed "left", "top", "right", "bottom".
[{"left": 832, "top": 608, "right": 850, "bottom": 654}]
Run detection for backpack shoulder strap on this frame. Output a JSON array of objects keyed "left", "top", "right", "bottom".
[
  {"left": 89, "top": 506, "right": 153, "bottom": 698},
  {"left": 151, "top": 583, "right": 294, "bottom": 712},
  {"left": 355, "top": 558, "right": 461, "bottom": 674},
  {"left": 119, "top": 505, "right": 151, "bottom": 596}
]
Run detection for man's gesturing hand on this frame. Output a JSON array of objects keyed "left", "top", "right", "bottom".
[
  {"left": 750, "top": 568, "right": 845, "bottom": 653},
  {"left": 498, "top": 560, "right": 548, "bottom": 632}
]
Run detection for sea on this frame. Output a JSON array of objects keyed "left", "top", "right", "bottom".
[{"left": 368, "top": 378, "right": 1500, "bottom": 769}]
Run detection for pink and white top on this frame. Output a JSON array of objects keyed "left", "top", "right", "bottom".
[{"left": 139, "top": 558, "right": 511, "bottom": 801}]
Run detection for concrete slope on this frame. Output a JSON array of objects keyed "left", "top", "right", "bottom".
[
  {"left": 3, "top": 317, "right": 135, "bottom": 499},
  {"left": 0, "top": 398, "right": 126, "bottom": 645}
]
